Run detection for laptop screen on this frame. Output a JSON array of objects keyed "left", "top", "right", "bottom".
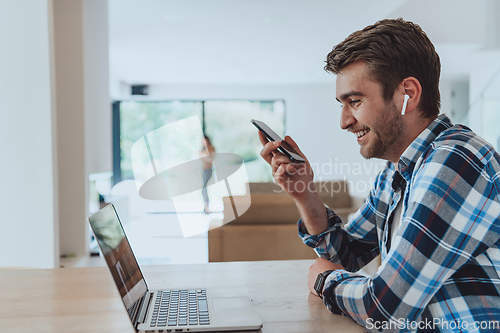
[{"left": 89, "top": 204, "right": 148, "bottom": 322}]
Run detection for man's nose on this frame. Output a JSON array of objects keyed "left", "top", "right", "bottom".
[{"left": 340, "top": 106, "right": 355, "bottom": 130}]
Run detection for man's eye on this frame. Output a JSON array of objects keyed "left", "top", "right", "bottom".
[{"left": 349, "top": 100, "right": 361, "bottom": 106}]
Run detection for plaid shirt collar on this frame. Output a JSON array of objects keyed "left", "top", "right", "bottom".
[{"left": 397, "top": 114, "right": 453, "bottom": 180}]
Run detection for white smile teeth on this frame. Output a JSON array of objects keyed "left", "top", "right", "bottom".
[{"left": 355, "top": 129, "right": 370, "bottom": 138}]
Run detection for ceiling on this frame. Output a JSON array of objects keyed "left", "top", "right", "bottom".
[{"left": 109, "top": 0, "right": 499, "bottom": 85}]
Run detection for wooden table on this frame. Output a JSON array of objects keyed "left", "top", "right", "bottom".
[{"left": 0, "top": 260, "right": 363, "bottom": 333}]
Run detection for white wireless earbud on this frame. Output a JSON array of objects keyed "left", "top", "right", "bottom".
[{"left": 401, "top": 94, "right": 410, "bottom": 115}]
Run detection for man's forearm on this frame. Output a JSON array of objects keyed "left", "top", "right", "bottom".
[{"left": 294, "top": 192, "right": 328, "bottom": 235}]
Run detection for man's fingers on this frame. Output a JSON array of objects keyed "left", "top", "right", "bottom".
[
  {"left": 258, "top": 131, "right": 268, "bottom": 146},
  {"left": 273, "top": 166, "right": 286, "bottom": 186},
  {"left": 284, "top": 135, "right": 300, "bottom": 150},
  {"left": 271, "top": 154, "right": 292, "bottom": 173},
  {"left": 260, "top": 140, "right": 281, "bottom": 164},
  {"left": 284, "top": 136, "right": 306, "bottom": 159},
  {"left": 284, "top": 163, "right": 297, "bottom": 175},
  {"left": 275, "top": 164, "right": 296, "bottom": 192},
  {"left": 275, "top": 164, "right": 286, "bottom": 177}
]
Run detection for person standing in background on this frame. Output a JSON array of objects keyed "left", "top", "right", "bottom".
[{"left": 200, "top": 135, "right": 216, "bottom": 214}]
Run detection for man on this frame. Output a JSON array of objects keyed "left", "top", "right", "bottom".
[{"left": 258, "top": 19, "right": 500, "bottom": 332}]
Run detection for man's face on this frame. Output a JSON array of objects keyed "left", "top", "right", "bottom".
[{"left": 336, "top": 62, "right": 402, "bottom": 160}]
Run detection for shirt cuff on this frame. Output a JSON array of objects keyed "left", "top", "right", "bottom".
[
  {"left": 322, "top": 269, "right": 355, "bottom": 316},
  {"left": 297, "top": 207, "right": 343, "bottom": 248}
]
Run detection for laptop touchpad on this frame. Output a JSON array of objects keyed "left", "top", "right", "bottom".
[{"left": 211, "top": 297, "right": 262, "bottom": 328}]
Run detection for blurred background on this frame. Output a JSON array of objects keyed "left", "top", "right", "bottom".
[{"left": 1, "top": 0, "right": 499, "bottom": 269}]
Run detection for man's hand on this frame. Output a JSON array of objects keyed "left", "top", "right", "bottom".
[
  {"left": 258, "top": 131, "right": 315, "bottom": 201},
  {"left": 257, "top": 131, "right": 328, "bottom": 235},
  {"left": 308, "top": 258, "right": 344, "bottom": 297}
]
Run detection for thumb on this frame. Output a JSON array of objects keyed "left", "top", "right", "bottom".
[{"left": 284, "top": 135, "right": 304, "bottom": 157}]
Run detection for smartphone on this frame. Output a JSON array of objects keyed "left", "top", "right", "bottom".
[{"left": 251, "top": 119, "right": 306, "bottom": 163}]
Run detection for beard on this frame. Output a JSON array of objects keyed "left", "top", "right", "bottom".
[{"left": 360, "top": 102, "right": 403, "bottom": 160}]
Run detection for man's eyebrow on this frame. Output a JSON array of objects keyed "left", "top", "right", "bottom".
[{"left": 336, "top": 91, "right": 365, "bottom": 103}]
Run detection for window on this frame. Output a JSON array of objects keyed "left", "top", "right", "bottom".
[{"left": 112, "top": 99, "right": 285, "bottom": 184}]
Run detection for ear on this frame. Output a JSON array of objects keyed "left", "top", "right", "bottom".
[{"left": 398, "top": 77, "right": 422, "bottom": 115}]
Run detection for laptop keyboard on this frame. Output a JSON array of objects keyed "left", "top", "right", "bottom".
[{"left": 150, "top": 289, "right": 210, "bottom": 327}]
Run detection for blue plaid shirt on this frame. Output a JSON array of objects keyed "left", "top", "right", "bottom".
[{"left": 298, "top": 114, "right": 500, "bottom": 332}]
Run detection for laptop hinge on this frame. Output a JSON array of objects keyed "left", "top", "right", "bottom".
[
  {"left": 130, "top": 294, "right": 144, "bottom": 327},
  {"left": 133, "top": 291, "right": 153, "bottom": 327}
]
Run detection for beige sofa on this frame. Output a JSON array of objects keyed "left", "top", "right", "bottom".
[{"left": 208, "top": 181, "right": 359, "bottom": 262}]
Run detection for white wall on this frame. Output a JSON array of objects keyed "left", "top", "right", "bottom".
[
  {"left": 468, "top": 53, "right": 500, "bottom": 140},
  {"left": 465, "top": 0, "right": 500, "bottom": 135},
  {"left": 0, "top": 0, "right": 58, "bottom": 268},
  {"left": 439, "top": 79, "right": 470, "bottom": 125}
]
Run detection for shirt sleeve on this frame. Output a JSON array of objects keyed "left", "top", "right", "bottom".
[
  {"left": 320, "top": 145, "right": 500, "bottom": 329},
  {"left": 297, "top": 166, "right": 391, "bottom": 271}
]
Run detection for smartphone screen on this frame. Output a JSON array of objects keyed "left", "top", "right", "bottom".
[{"left": 251, "top": 119, "right": 305, "bottom": 163}]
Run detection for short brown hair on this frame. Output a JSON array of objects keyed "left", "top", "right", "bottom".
[{"left": 325, "top": 18, "right": 441, "bottom": 118}]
